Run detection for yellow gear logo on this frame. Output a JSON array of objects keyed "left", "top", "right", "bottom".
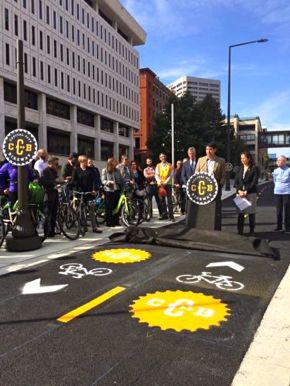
[
  {"left": 130, "top": 290, "right": 230, "bottom": 332},
  {"left": 92, "top": 248, "right": 151, "bottom": 264}
]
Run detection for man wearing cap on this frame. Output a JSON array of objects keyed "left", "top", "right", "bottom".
[{"left": 195, "top": 142, "right": 226, "bottom": 230}]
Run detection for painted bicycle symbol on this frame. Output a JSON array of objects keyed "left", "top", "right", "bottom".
[
  {"left": 59, "top": 263, "right": 112, "bottom": 279},
  {"left": 176, "top": 271, "right": 244, "bottom": 291}
]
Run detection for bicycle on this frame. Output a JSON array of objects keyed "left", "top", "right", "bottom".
[
  {"left": 0, "top": 196, "right": 47, "bottom": 247},
  {"left": 58, "top": 263, "right": 112, "bottom": 279},
  {"left": 57, "top": 185, "right": 80, "bottom": 240},
  {"left": 71, "top": 190, "right": 97, "bottom": 236},
  {"left": 94, "top": 189, "right": 106, "bottom": 225},
  {"left": 112, "top": 186, "right": 145, "bottom": 227},
  {"left": 176, "top": 271, "right": 244, "bottom": 291}
]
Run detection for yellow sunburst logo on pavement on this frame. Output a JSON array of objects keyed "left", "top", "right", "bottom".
[
  {"left": 92, "top": 248, "right": 151, "bottom": 264},
  {"left": 130, "top": 290, "right": 230, "bottom": 332}
]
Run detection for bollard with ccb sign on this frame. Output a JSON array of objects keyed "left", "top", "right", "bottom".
[
  {"left": 185, "top": 172, "right": 221, "bottom": 230},
  {"left": 3, "top": 129, "right": 42, "bottom": 251},
  {"left": 2, "top": 40, "right": 42, "bottom": 251}
]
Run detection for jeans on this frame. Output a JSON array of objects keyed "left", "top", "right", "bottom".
[{"left": 275, "top": 194, "right": 290, "bottom": 230}]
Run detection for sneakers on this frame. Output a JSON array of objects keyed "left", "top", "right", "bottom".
[{"left": 170, "top": 218, "right": 175, "bottom": 222}]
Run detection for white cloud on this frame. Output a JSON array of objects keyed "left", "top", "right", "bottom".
[{"left": 241, "top": 90, "right": 290, "bottom": 129}]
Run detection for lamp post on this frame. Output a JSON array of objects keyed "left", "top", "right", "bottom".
[{"left": 225, "top": 38, "right": 268, "bottom": 191}]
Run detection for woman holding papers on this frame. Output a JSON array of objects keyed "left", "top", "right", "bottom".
[{"left": 234, "top": 151, "right": 259, "bottom": 235}]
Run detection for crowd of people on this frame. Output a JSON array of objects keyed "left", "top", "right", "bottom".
[{"left": 0, "top": 142, "right": 289, "bottom": 238}]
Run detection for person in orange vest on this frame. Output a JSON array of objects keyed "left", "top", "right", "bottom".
[{"left": 155, "top": 153, "right": 175, "bottom": 221}]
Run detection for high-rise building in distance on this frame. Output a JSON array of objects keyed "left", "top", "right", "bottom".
[{"left": 167, "top": 75, "right": 220, "bottom": 103}]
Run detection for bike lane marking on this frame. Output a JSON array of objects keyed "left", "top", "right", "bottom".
[{"left": 57, "top": 286, "right": 126, "bottom": 323}]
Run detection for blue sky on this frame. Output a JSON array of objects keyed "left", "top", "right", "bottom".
[{"left": 121, "top": 0, "right": 290, "bottom": 156}]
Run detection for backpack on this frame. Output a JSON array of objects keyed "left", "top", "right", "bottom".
[{"left": 29, "top": 182, "right": 45, "bottom": 204}]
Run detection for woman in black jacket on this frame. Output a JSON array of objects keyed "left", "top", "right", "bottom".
[{"left": 234, "top": 150, "right": 259, "bottom": 235}]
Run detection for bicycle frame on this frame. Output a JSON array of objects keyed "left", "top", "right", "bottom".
[{"left": 112, "top": 191, "right": 129, "bottom": 215}]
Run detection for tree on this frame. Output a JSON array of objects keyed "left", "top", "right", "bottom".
[{"left": 147, "top": 92, "right": 236, "bottom": 163}]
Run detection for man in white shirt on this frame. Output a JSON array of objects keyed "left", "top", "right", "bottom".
[{"left": 34, "top": 148, "right": 48, "bottom": 177}]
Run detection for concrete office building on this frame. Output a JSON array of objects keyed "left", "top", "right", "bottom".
[
  {"left": 167, "top": 75, "right": 220, "bottom": 103},
  {"left": 0, "top": 0, "right": 146, "bottom": 165},
  {"left": 228, "top": 115, "right": 267, "bottom": 168}
]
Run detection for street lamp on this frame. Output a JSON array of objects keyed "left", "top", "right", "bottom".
[{"left": 225, "top": 38, "right": 269, "bottom": 191}]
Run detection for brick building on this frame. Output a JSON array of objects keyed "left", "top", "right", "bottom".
[{"left": 134, "top": 68, "right": 172, "bottom": 164}]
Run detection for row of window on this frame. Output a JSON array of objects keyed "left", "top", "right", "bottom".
[
  {"left": 5, "top": 117, "right": 130, "bottom": 160},
  {"left": 3, "top": 81, "right": 136, "bottom": 131},
  {"left": 5, "top": 1, "right": 139, "bottom": 68},
  {"left": 4, "top": 45, "right": 139, "bottom": 122},
  {"left": 4, "top": 10, "right": 139, "bottom": 88}
]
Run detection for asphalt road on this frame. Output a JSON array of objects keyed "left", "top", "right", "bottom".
[{"left": 0, "top": 182, "right": 288, "bottom": 386}]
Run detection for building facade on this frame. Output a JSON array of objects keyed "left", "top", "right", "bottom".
[
  {"left": 135, "top": 68, "right": 172, "bottom": 163},
  {"left": 0, "top": 0, "right": 146, "bottom": 165},
  {"left": 167, "top": 75, "right": 220, "bottom": 103},
  {"left": 229, "top": 115, "right": 267, "bottom": 168}
]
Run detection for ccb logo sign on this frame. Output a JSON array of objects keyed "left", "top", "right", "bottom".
[
  {"left": 186, "top": 172, "right": 218, "bottom": 205},
  {"left": 3, "top": 129, "right": 37, "bottom": 166}
]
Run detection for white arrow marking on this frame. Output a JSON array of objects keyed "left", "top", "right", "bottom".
[
  {"left": 22, "top": 278, "right": 68, "bottom": 295},
  {"left": 206, "top": 261, "right": 244, "bottom": 272}
]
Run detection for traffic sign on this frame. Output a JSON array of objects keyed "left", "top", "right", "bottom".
[
  {"left": 3, "top": 129, "right": 37, "bottom": 166},
  {"left": 225, "top": 162, "right": 233, "bottom": 172}
]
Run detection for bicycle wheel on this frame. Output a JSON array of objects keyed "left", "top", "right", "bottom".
[
  {"left": 95, "top": 199, "right": 106, "bottom": 225},
  {"left": 134, "top": 199, "right": 150, "bottom": 224},
  {"left": 29, "top": 204, "right": 47, "bottom": 242},
  {"left": 176, "top": 274, "right": 200, "bottom": 284},
  {"left": 58, "top": 204, "right": 80, "bottom": 240},
  {"left": 216, "top": 281, "right": 244, "bottom": 291},
  {"left": 78, "top": 203, "right": 87, "bottom": 236},
  {"left": 120, "top": 201, "right": 139, "bottom": 227},
  {"left": 0, "top": 217, "right": 6, "bottom": 248}
]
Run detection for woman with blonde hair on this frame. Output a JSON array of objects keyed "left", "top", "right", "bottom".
[{"left": 101, "top": 158, "right": 123, "bottom": 226}]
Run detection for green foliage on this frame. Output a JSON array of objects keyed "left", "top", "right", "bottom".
[{"left": 147, "top": 92, "right": 241, "bottom": 164}]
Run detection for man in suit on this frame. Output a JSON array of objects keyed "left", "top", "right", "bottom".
[
  {"left": 195, "top": 142, "right": 226, "bottom": 230},
  {"left": 181, "top": 147, "right": 197, "bottom": 186},
  {"left": 181, "top": 147, "right": 197, "bottom": 214}
]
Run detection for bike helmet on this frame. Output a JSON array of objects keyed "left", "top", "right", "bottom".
[
  {"left": 158, "top": 186, "right": 167, "bottom": 197},
  {"left": 135, "top": 189, "right": 145, "bottom": 197}
]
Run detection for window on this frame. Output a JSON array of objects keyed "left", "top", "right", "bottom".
[
  {"left": 53, "top": 10, "right": 56, "bottom": 28},
  {"left": 60, "top": 16, "right": 63, "bottom": 34},
  {"left": 31, "top": 0, "right": 35, "bottom": 14},
  {"left": 24, "top": 53, "right": 28, "bottom": 73},
  {"left": 119, "top": 125, "right": 130, "bottom": 137},
  {"left": 61, "top": 72, "right": 64, "bottom": 89},
  {"left": 39, "top": 30, "right": 43, "bottom": 49},
  {"left": 54, "top": 68, "right": 58, "bottom": 86},
  {"left": 4, "top": 82, "right": 38, "bottom": 110},
  {"left": 101, "top": 117, "right": 114, "bottom": 133},
  {"left": 23, "top": 0, "right": 27, "bottom": 8},
  {"left": 32, "top": 25, "right": 35, "bottom": 45},
  {"left": 46, "top": 5, "right": 49, "bottom": 24},
  {"left": 47, "top": 65, "right": 51, "bottom": 83},
  {"left": 14, "top": 15, "right": 19, "bottom": 36},
  {"left": 47, "top": 35, "right": 50, "bottom": 54},
  {"left": 60, "top": 44, "right": 63, "bottom": 61},
  {"left": 5, "top": 44, "right": 10, "bottom": 66},
  {"left": 67, "top": 75, "right": 70, "bottom": 92},
  {"left": 32, "top": 57, "right": 36, "bottom": 76},
  {"left": 78, "top": 135, "right": 94, "bottom": 158},
  {"left": 54, "top": 40, "right": 57, "bottom": 57},
  {"left": 77, "top": 109, "right": 94, "bottom": 127},
  {"left": 39, "top": 0, "right": 43, "bottom": 19},
  {"left": 47, "top": 128, "right": 70, "bottom": 156},
  {"left": 47, "top": 98, "right": 70, "bottom": 119},
  {"left": 40, "top": 61, "right": 44, "bottom": 80},
  {"left": 5, "top": 9, "right": 9, "bottom": 31},
  {"left": 66, "top": 48, "right": 69, "bottom": 65},
  {"left": 101, "top": 140, "right": 114, "bottom": 161},
  {"left": 23, "top": 20, "right": 27, "bottom": 41}
]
